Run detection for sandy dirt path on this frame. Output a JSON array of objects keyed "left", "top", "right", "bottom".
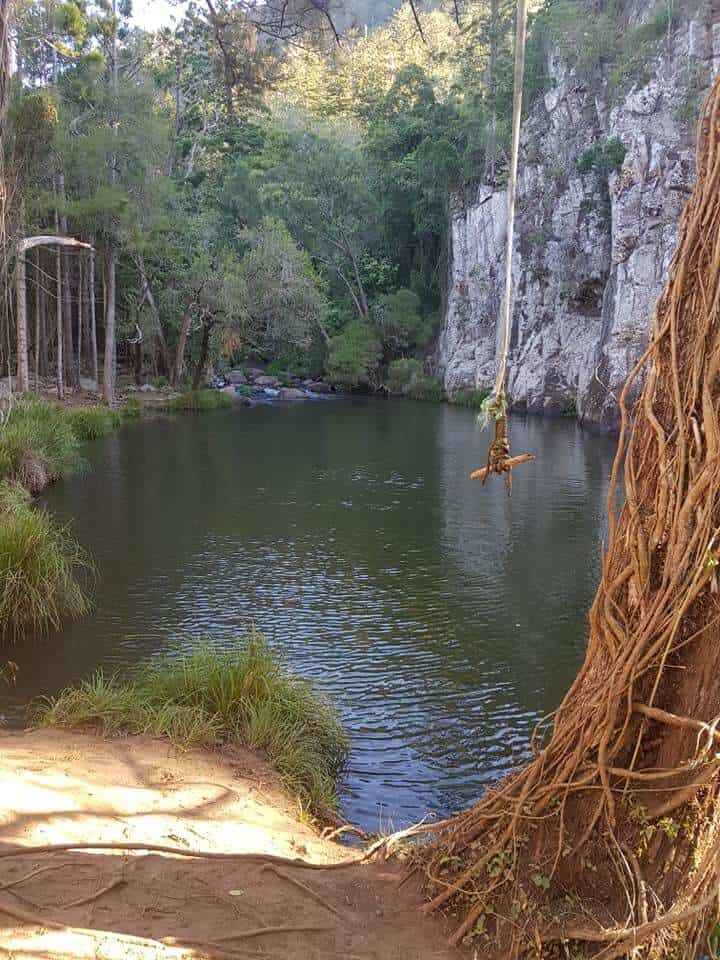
[{"left": 0, "top": 729, "right": 459, "bottom": 959}]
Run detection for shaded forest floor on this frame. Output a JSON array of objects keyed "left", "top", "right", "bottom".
[{"left": 0, "top": 730, "right": 458, "bottom": 960}]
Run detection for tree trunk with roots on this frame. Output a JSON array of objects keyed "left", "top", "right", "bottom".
[{"left": 422, "top": 72, "right": 720, "bottom": 960}]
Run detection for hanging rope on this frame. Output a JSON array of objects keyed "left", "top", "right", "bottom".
[{"left": 471, "top": 0, "right": 534, "bottom": 494}]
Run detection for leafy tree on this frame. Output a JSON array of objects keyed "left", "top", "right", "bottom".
[
  {"left": 325, "top": 317, "right": 381, "bottom": 388},
  {"left": 220, "top": 217, "right": 328, "bottom": 358}
]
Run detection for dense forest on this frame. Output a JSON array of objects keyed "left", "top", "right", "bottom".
[{"left": 0, "top": 0, "right": 687, "bottom": 404}]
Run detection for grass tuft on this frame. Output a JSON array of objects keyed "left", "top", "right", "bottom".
[
  {"left": 66, "top": 406, "right": 121, "bottom": 441},
  {"left": 0, "top": 480, "right": 90, "bottom": 643},
  {"left": 0, "top": 396, "right": 84, "bottom": 493},
  {"left": 34, "top": 633, "right": 348, "bottom": 815},
  {"left": 166, "top": 390, "right": 233, "bottom": 413},
  {"left": 121, "top": 397, "right": 142, "bottom": 420}
]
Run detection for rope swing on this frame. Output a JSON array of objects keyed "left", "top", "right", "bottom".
[{"left": 470, "top": 0, "right": 534, "bottom": 495}]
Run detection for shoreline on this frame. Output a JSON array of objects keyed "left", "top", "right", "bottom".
[{"left": 0, "top": 728, "right": 458, "bottom": 959}]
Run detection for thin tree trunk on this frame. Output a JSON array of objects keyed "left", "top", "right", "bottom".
[
  {"left": 62, "top": 247, "right": 74, "bottom": 386},
  {"left": 172, "top": 301, "right": 195, "bottom": 387},
  {"left": 77, "top": 257, "right": 83, "bottom": 386},
  {"left": 102, "top": 0, "right": 119, "bottom": 405},
  {"left": 137, "top": 257, "right": 171, "bottom": 375},
  {"left": 102, "top": 246, "right": 115, "bottom": 405},
  {"left": 88, "top": 249, "right": 98, "bottom": 384},
  {"left": 15, "top": 250, "right": 29, "bottom": 392},
  {"left": 484, "top": 0, "right": 499, "bottom": 184},
  {"left": 55, "top": 244, "right": 63, "bottom": 401},
  {"left": 192, "top": 319, "right": 212, "bottom": 390},
  {"left": 40, "top": 250, "right": 49, "bottom": 378},
  {"left": 34, "top": 248, "right": 41, "bottom": 391}
]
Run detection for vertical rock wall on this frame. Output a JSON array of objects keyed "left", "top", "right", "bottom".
[{"left": 438, "top": 3, "right": 720, "bottom": 431}]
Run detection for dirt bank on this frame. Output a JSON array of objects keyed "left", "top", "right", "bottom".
[{"left": 0, "top": 729, "right": 458, "bottom": 959}]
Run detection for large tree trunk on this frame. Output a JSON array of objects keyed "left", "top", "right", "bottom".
[
  {"left": 424, "top": 71, "right": 720, "bottom": 960},
  {"left": 102, "top": 246, "right": 116, "bottom": 405}
]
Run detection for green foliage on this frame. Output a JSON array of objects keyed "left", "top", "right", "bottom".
[
  {"left": 325, "top": 319, "right": 382, "bottom": 388},
  {"left": 66, "top": 406, "right": 121, "bottom": 441},
  {"left": 0, "top": 397, "right": 84, "bottom": 493},
  {"left": 121, "top": 397, "right": 142, "bottom": 420},
  {"left": 166, "top": 390, "right": 233, "bottom": 413},
  {"left": 35, "top": 634, "right": 349, "bottom": 813},
  {"left": 386, "top": 357, "right": 423, "bottom": 395},
  {"left": 372, "top": 288, "right": 432, "bottom": 355},
  {"left": 578, "top": 137, "right": 626, "bottom": 177},
  {"left": 452, "top": 388, "right": 490, "bottom": 410},
  {"left": 0, "top": 480, "right": 89, "bottom": 643},
  {"left": 221, "top": 218, "right": 328, "bottom": 360},
  {"left": 408, "top": 375, "right": 445, "bottom": 403}
]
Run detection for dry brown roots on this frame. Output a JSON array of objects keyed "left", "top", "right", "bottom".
[{"left": 422, "top": 73, "right": 720, "bottom": 959}]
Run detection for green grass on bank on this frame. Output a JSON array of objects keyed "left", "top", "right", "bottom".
[
  {"left": 0, "top": 396, "right": 84, "bottom": 493},
  {"left": 0, "top": 481, "right": 90, "bottom": 643},
  {"left": 34, "top": 634, "right": 349, "bottom": 816},
  {"left": 166, "top": 389, "right": 233, "bottom": 413},
  {"left": 66, "top": 405, "right": 122, "bottom": 441},
  {"left": 451, "top": 388, "right": 490, "bottom": 410}
]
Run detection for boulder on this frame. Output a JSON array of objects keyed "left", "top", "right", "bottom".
[
  {"left": 246, "top": 367, "right": 265, "bottom": 381},
  {"left": 226, "top": 370, "right": 247, "bottom": 385},
  {"left": 306, "top": 381, "right": 331, "bottom": 394},
  {"left": 279, "top": 387, "right": 306, "bottom": 400},
  {"left": 255, "top": 375, "right": 281, "bottom": 387},
  {"left": 79, "top": 377, "right": 99, "bottom": 393},
  {"left": 139, "top": 383, "right": 157, "bottom": 393}
]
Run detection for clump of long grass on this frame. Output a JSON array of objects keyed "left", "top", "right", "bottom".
[
  {"left": 121, "top": 397, "right": 142, "bottom": 420},
  {"left": 166, "top": 389, "right": 233, "bottom": 413},
  {"left": 0, "top": 396, "right": 84, "bottom": 493},
  {"left": 0, "top": 481, "right": 90, "bottom": 643},
  {"left": 451, "top": 388, "right": 490, "bottom": 410},
  {"left": 66, "top": 405, "right": 121, "bottom": 441},
  {"left": 34, "top": 633, "right": 349, "bottom": 815}
]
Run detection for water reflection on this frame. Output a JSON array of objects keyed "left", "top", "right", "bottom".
[{"left": 1, "top": 400, "right": 617, "bottom": 830}]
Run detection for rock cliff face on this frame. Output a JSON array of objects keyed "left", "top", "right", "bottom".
[{"left": 437, "top": 2, "right": 720, "bottom": 431}]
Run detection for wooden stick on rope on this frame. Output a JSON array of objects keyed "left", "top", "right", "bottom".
[{"left": 470, "top": 0, "right": 534, "bottom": 493}]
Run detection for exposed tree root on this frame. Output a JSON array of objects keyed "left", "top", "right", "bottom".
[
  {"left": 0, "top": 841, "right": 361, "bottom": 869},
  {"left": 215, "top": 924, "right": 333, "bottom": 942},
  {"left": 421, "top": 71, "right": 720, "bottom": 959},
  {"left": 260, "top": 864, "right": 341, "bottom": 916}
]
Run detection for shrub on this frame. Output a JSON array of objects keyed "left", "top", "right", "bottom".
[
  {"left": 386, "top": 357, "right": 423, "bottom": 395},
  {"left": 325, "top": 319, "right": 382, "bottom": 388},
  {"left": 66, "top": 406, "right": 121, "bottom": 441},
  {"left": 166, "top": 389, "right": 233, "bottom": 413},
  {"left": 408, "top": 375, "right": 445, "bottom": 403},
  {"left": 373, "top": 288, "right": 432, "bottom": 353},
  {"left": 452, "top": 388, "right": 490, "bottom": 410},
  {"left": 0, "top": 481, "right": 89, "bottom": 643},
  {"left": 0, "top": 396, "right": 83, "bottom": 493},
  {"left": 35, "top": 633, "right": 349, "bottom": 815}
]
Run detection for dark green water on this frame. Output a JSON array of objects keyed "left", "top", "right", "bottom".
[{"left": 1, "top": 399, "right": 617, "bottom": 831}]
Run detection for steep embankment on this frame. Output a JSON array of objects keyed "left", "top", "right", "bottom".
[{"left": 438, "top": 2, "right": 720, "bottom": 431}]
